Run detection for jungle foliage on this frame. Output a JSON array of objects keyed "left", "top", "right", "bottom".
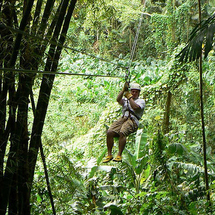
[{"left": 1, "top": 0, "right": 215, "bottom": 214}]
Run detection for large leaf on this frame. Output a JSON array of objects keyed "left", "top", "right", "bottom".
[
  {"left": 177, "top": 13, "right": 215, "bottom": 62},
  {"left": 135, "top": 129, "right": 147, "bottom": 159},
  {"left": 135, "top": 156, "right": 148, "bottom": 175},
  {"left": 167, "top": 142, "right": 187, "bottom": 156},
  {"left": 104, "top": 203, "right": 123, "bottom": 215},
  {"left": 125, "top": 148, "right": 137, "bottom": 168}
]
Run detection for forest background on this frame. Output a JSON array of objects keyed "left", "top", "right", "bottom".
[{"left": 1, "top": 0, "right": 215, "bottom": 214}]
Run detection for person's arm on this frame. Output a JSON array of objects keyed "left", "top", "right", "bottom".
[
  {"left": 124, "top": 90, "right": 141, "bottom": 110},
  {"left": 129, "top": 98, "right": 140, "bottom": 110},
  {"left": 117, "top": 82, "right": 129, "bottom": 105},
  {"left": 117, "top": 90, "right": 124, "bottom": 105}
]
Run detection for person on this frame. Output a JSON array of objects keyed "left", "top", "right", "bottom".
[{"left": 103, "top": 82, "right": 145, "bottom": 163}]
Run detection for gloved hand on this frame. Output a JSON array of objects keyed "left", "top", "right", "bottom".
[
  {"left": 124, "top": 91, "right": 132, "bottom": 100},
  {"left": 123, "top": 82, "right": 129, "bottom": 92}
]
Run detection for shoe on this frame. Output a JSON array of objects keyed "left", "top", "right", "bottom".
[
  {"left": 113, "top": 155, "right": 122, "bottom": 162},
  {"left": 103, "top": 155, "right": 113, "bottom": 163}
]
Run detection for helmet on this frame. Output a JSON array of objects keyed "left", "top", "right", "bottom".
[{"left": 130, "top": 83, "right": 141, "bottom": 91}]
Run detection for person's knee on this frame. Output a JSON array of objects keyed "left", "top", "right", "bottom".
[
  {"left": 119, "top": 132, "right": 126, "bottom": 138},
  {"left": 107, "top": 130, "right": 116, "bottom": 137}
]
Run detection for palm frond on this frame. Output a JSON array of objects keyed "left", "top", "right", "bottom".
[
  {"left": 177, "top": 13, "right": 215, "bottom": 62},
  {"left": 205, "top": 23, "right": 215, "bottom": 56}
]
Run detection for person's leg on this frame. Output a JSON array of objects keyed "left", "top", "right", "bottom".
[
  {"left": 106, "top": 130, "right": 118, "bottom": 156},
  {"left": 117, "top": 132, "right": 126, "bottom": 156},
  {"left": 113, "top": 118, "right": 138, "bottom": 162},
  {"left": 103, "top": 117, "right": 126, "bottom": 163}
]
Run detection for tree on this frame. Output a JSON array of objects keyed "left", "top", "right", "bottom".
[
  {"left": 0, "top": 0, "right": 77, "bottom": 214},
  {"left": 177, "top": 4, "right": 214, "bottom": 204}
]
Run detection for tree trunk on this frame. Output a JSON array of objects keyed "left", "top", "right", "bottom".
[
  {"left": 0, "top": 0, "right": 77, "bottom": 213},
  {"left": 163, "top": 91, "right": 172, "bottom": 134}
]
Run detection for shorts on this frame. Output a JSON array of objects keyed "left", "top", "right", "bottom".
[{"left": 108, "top": 117, "right": 138, "bottom": 137}]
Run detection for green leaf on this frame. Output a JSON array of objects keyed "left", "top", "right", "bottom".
[
  {"left": 135, "top": 129, "right": 147, "bottom": 159},
  {"left": 136, "top": 191, "right": 147, "bottom": 198},
  {"left": 168, "top": 142, "right": 187, "bottom": 155},
  {"left": 36, "top": 194, "right": 42, "bottom": 203},
  {"left": 104, "top": 203, "right": 123, "bottom": 215},
  {"left": 135, "top": 156, "right": 148, "bottom": 175}
]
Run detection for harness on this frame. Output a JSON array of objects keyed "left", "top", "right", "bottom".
[
  {"left": 127, "top": 108, "right": 141, "bottom": 120},
  {"left": 123, "top": 99, "right": 141, "bottom": 121}
]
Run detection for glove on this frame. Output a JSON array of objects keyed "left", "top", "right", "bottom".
[
  {"left": 124, "top": 91, "right": 132, "bottom": 100},
  {"left": 123, "top": 82, "right": 129, "bottom": 92}
]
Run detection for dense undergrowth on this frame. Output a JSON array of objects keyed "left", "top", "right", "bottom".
[
  {"left": 1, "top": 0, "right": 215, "bottom": 214},
  {"left": 30, "top": 51, "right": 215, "bottom": 214},
  {"left": 30, "top": 0, "right": 215, "bottom": 214}
]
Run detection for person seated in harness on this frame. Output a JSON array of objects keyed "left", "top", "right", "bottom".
[{"left": 103, "top": 82, "right": 145, "bottom": 163}]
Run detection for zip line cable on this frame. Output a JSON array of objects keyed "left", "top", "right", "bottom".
[
  {"left": 130, "top": 12, "right": 144, "bottom": 63},
  {"left": 125, "top": 1, "right": 147, "bottom": 83},
  {"left": 0, "top": 68, "right": 124, "bottom": 78}
]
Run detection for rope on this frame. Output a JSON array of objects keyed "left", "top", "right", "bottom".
[
  {"left": 0, "top": 68, "right": 124, "bottom": 78},
  {"left": 125, "top": 1, "right": 147, "bottom": 84}
]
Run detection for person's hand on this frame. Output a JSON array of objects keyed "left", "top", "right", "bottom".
[
  {"left": 124, "top": 91, "right": 132, "bottom": 100},
  {"left": 123, "top": 82, "right": 129, "bottom": 92}
]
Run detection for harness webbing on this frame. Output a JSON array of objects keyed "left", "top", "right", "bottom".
[{"left": 124, "top": 99, "right": 141, "bottom": 121}]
